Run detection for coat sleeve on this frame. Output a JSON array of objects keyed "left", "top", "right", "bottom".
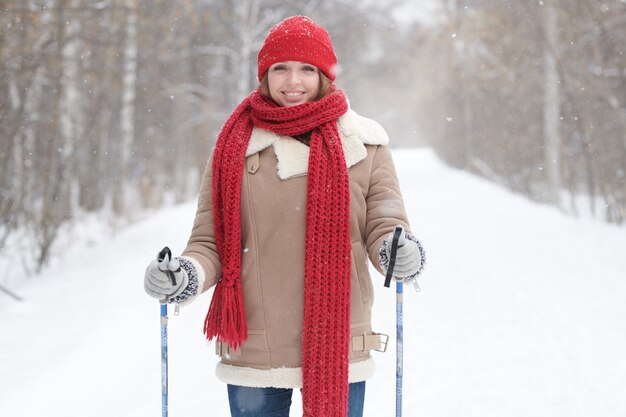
[
  {"left": 364, "top": 145, "right": 411, "bottom": 275},
  {"left": 181, "top": 151, "right": 222, "bottom": 293}
]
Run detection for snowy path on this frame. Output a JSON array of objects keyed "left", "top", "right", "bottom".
[{"left": 1, "top": 149, "right": 625, "bottom": 417}]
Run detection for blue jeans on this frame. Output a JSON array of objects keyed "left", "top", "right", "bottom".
[{"left": 227, "top": 381, "right": 365, "bottom": 417}]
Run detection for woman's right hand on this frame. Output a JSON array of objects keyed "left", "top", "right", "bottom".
[{"left": 144, "top": 258, "right": 189, "bottom": 302}]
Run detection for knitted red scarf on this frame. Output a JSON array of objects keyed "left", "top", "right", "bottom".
[{"left": 205, "top": 88, "right": 352, "bottom": 416}]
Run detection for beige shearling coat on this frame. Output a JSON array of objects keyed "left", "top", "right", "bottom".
[{"left": 181, "top": 108, "right": 410, "bottom": 388}]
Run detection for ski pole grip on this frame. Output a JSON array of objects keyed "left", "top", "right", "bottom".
[
  {"left": 157, "top": 247, "right": 177, "bottom": 286},
  {"left": 157, "top": 247, "right": 172, "bottom": 271},
  {"left": 384, "top": 225, "right": 404, "bottom": 288}
]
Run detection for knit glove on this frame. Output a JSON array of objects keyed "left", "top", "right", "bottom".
[
  {"left": 144, "top": 258, "right": 189, "bottom": 303},
  {"left": 379, "top": 230, "right": 425, "bottom": 280}
]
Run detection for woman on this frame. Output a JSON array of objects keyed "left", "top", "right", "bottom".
[{"left": 144, "top": 16, "right": 425, "bottom": 417}]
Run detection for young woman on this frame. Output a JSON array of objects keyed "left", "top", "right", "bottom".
[{"left": 144, "top": 16, "right": 425, "bottom": 417}]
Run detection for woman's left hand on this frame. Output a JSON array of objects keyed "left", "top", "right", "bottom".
[{"left": 381, "top": 230, "right": 425, "bottom": 279}]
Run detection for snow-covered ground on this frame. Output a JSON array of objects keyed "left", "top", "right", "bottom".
[{"left": 1, "top": 148, "right": 625, "bottom": 417}]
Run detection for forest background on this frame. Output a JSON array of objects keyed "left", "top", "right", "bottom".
[{"left": 1, "top": 0, "right": 625, "bottom": 282}]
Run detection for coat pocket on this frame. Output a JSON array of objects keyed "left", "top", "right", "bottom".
[{"left": 351, "top": 241, "right": 371, "bottom": 304}]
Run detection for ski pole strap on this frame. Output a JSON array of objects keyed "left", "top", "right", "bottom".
[{"left": 384, "top": 225, "right": 404, "bottom": 288}]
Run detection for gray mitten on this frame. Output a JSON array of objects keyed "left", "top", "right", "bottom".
[
  {"left": 144, "top": 258, "right": 189, "bottom": 303},
  {"left": 380, "top": 230, "right": 425, "bottom": 279}
]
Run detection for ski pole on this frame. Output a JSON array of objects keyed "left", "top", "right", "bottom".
[
  {"left": 160, "top": 303, "right": 169, "bottom": 417},
  {"left": 384, "top": 226, "right": 405, "bottom": 417},
  {"left": 395, "top": 276, "right": 404, "bottom": 417},
  {"left": 157, "top": 247, "right": 176, "bottom": 417}
]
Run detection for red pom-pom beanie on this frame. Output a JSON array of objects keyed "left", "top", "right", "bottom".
[{"left": 257, "top": 16, "right": 338, "bottom": 81}]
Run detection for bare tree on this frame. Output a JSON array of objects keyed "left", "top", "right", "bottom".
[
  {"left": 115, "top": 0, "right": 139, "bottom": 214},
  {"left": 427, "top": 0, "right": 625, "bottom": 223},
  {"left": 3, "top": 0, "right": 624, "bottom": 287},
  {"left": 542, "top": 0, "right": 561, "bottom": 206}
]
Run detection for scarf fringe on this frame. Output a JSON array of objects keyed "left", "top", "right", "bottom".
[{"left": 204, "top": 277, "right": 247, "bottom": 350}]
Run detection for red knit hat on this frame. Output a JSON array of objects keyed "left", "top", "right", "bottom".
[{"left": 257, "top": 16, "right": 338, "bottom": 82}]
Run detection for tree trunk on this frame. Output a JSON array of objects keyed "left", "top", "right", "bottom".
[
  {"left": 116, "top": 0, "right": 139, "bottom": 215},
  {"left": 60, "top": 0, "right": 83, "bottom": 215},
  {"left": 543, "top": 0, "right": 561, "bottom": 205}
]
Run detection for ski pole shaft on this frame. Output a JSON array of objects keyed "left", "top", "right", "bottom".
[
  {"left": 396, "top": 280, "right": 403, "bottom": 417},
  {"left": 157, "top": 246, "right": 172, "bottom": 417},
  {"left": 161, "top": 303, "right": 168, "bottom": 417},
  {"left": 383, "top": 225, "right": 405, "bottom": 417}
]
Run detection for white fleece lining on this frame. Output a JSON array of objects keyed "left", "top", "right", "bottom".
[
  {"left": 245, "top": 109, "right": 389, "bottom": 180},
  {"left": 215, "top": 356, "right": 376, "bottom": 388},
  {"left": 246, "top": 127, "right": 278, "bottom": 156},
  {"left": 337, "top": 109, "right": 390, "bottom": 146},
  {"left": 273, "top": 138, "right": 311, "bottom": 179}
]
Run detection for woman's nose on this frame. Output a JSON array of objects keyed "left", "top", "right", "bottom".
[{"left": 286, "top": 71, "right": 301, "bottom": 85}]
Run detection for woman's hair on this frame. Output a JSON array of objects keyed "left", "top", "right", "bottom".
[{"left": 259, "top": 70, "right": 333, "bottom": 102}]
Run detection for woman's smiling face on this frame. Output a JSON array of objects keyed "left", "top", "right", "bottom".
[{"left": 267, "top": 61, "right": 321, "bottom": 107}]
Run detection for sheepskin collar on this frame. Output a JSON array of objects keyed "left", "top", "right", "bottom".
[{"left": 245, "top": 108, "right": 389, "bottom": 180}]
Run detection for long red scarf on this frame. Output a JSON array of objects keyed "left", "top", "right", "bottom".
[{"left": 205, "top": 88, "right": 352, "bottom": 416}]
